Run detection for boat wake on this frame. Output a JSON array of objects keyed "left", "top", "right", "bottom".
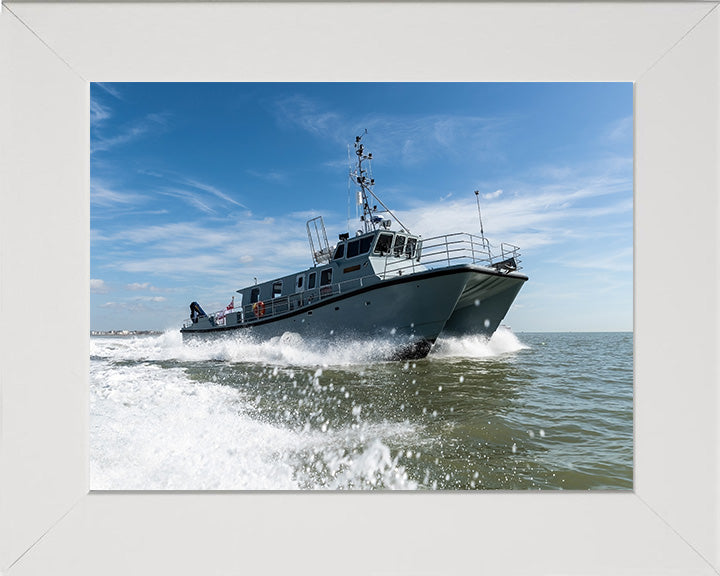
[
  {"left": 432, "top": 326, "right": 528, "bottom": 359},
  {"left": 91, "top": 340, "right": 423, "bottom": 490},
  {"left": 91, "top": 326, "right": 527, "bottom": 367},
  {"left": 90, "top": 327, "right": 527, "bottom": 489}
]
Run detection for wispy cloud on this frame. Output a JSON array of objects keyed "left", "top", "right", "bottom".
[
  {"left": 141, "top": 172, "right": 246, "bottom": 214},
  {"left": 91, "top": 279, "right": 110, "bottom": 294},
  {"left": 178, "top": 177, "right": 245, "bottom": 208},
  {"left": 273, "top": 94, "right": 514, "bottom": 167},
  {"left": 606, "top": 115, "right": 633, "bottom": 142},
  {"left": 246, "top": 169, "right": 288, "bottom": 184},
  {"left": 157, "top": 187, "right": 216, "bottom": 215},
  {"left": 93, "top": 214, "right": 316, "bottom": 286},
  {"left": 91, "top": 100, "right": 112, "bottom": 124},
  {"left": 92, "top": 112, "right": 170, "bottom": 154},
  {"left": 91, "top": 181, "right": 147, "bottom": 207},
  {"left": 100, "top": 296, "right": 167, "bottom": 312},
  {"left": 549, "top": 246, "right": 633, "bottom": 273},
  {"left": 92, "top": 172, "right": 245, "bottom": 219},
  {"left": 126, "top": 282, "right": 163, "bottom": 292},
  {"left": 395, "top": 172, "right": 632, "bottom": 252},
  {"left": 95, "top": 83, "right": 122, "bottom": 99},
  {"left": 274, "top": 94, "right": 343, "bottom": 138}
]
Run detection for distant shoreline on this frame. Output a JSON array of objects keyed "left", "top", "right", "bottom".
[{"left": 90, "top": 330, "right": 163, "bottom": 336}]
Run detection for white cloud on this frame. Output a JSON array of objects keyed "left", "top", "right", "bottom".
[
  {"left": 91, "top": 181, "right": 146, "bottom": 207},
  {"left": 93, "top": 163, "right": 631, "bottom": 292},
  {"left": 95, "top": 212, "right": 319, "bottom": 287},
  {"left": 92, "top": 112, "right": 170, "bottom": 154},
  {"left": 606, "top": 115, "right": 633, "bottom": 142},
  {"left": 100, "top": 296, "right": 167, "bottom": 312},
  {"left": 145, "top": 296, "right": 167, "bottom": 303},
  {"left": 246, "top": 169, "right": 287, "bottom": 184},
  {"left": 274, "top": 94, "right": 343, "bottom": 138},
  {"left": 272, "top": 94, "right": 513, "bottom": 168},
  {"left": 392, "top": 173, "right": 632, "bottom": 253},
  {"left": 91, "top": 100, "right": 111, "bottom": 124},
  {"left": 126, "top": 282, "right": 163, "bottom": 292},
  {"left": 95, "top": 83, "right": 122, "bottom": 99},
  {"left": 157, "top": 188, "right": 216, "bottom": 214},
  {"left": 179, "top": 177, "right": 245, "bottom": 208},
  {"left": 142, "top": 172, "right": 245, "bottom": 213},
  {"left": 91, "top": 279, "right": 109, "bottom": 294},
  {"left": 483, "top": 189, "right": 503, "bottom": 200}
]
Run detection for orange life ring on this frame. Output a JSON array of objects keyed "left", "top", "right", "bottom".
[{"left": 252, "top": 301, "right": 266, "bottom": 318}]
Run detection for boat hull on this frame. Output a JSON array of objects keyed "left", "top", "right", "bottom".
[
  {"left": 440, "top": 265, "right": 528, "bottom": 338},
  {"left": 182, "top": 268, "right": 474, "bottom": 359}
]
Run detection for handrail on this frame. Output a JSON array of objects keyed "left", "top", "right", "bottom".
[{"left": 183, "top": 232, "right": 521, "bottom": 329}]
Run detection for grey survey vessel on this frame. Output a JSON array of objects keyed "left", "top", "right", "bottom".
[{"left": 181, "top": 134, "right": 528, "bottom": 359}]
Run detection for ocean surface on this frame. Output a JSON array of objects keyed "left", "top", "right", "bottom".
[{"left": 90, "top": 329, "right": 633, "bottom": 490}]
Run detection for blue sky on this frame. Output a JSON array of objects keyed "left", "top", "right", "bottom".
[{"left": 91, "top": 82, "right": 632, "bottom": 332}]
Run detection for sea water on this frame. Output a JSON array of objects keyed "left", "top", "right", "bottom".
[{"left": 90, "top": 329, "right": 633, "bottom": 490}]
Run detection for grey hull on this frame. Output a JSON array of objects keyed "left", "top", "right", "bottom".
[
  {"left": 440, "top": 265, "right": 528, "bottom": 338},
  {"left": 182, "top": 268, "right": 473, "bottom": 359}
]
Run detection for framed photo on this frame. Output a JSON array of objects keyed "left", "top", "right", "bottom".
[
  {"left": 1, "top": 2, "right": 718, "bottom": 574},
  {"left": 88, "top": 80, "right": 634, "bottom": 493}
]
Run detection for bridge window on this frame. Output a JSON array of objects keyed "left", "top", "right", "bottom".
[
  {"left": 272, "top": 281, "right": 282, "bottom": 298},
  {"left": 393, "top": 235, "right": 406, "bottom": 257},
  {"left": 333, "top": 243, "right": 345, "bottom": 260},
  {"left": 250, "top": 287, "right": 260, "bottom": 303},
  {"left": 359, "top": 235, "right": 373, "bottom": 254},
  {"left": 308, "top": 272, "right": 316, "bottom": 289},
  {"left": 347, "top": 239, "right": 360, "bottom": 258},
  {"left": 374, "top": 232, "right": 393, "bottom": 255}
]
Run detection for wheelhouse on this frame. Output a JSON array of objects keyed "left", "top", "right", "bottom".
[{"left": 331, "top": 230, "right": 421, "bottom": 262}]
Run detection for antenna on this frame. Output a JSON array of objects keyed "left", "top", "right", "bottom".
[
  {"left": 474, "top": 190, "right": 487, "bottom": 246},
  {"left": 352, "top": 131, "right": 411, "bottom": 234},
  {"left": 346, "top": 143, "right": 352, "bottom": 233}
]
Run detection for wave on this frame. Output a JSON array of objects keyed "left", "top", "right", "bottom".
[
  {"left": 432, "top": 326, "right": 528, "bottom": 359},
  {"left": 90, "top": 358, "right": 420, "bottom": 490},
  {"left": 90, "top": 326, "right": 527, "bottom": 367}
]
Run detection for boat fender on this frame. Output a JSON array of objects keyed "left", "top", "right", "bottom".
[{"left": 253, "top": 301, "right": 266, "bottom": 318}]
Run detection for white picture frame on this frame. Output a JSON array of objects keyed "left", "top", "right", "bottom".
[{"left": 1, "top": 2, "right": 718, "bottom": 574}]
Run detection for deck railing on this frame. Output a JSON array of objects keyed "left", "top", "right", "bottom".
[
  {"left": 379, "top": 232, "right": 520, "bottom": 279},
  {"left": 183, "top": 232, "right": 521, "bottom": 328}
]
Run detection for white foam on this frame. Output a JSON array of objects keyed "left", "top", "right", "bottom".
[
  {"left": 89, "top": 327, "right": 527, "bottom": 489},
  {"left": 91, "top": 330, "right": 404, "bottom": 367},
  {"left": 431, "top": 326, "right": 528, "bottom": 359},
  {"left": 91, "top": 326, "right": 527, "bottom": 368},
  {"left": 90, "top": 355, "right": 419, "bottom": 490}
]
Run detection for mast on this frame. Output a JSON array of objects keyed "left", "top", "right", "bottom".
[
  {"left": 351, "top": 131, "right": 410, "bottom": 234},
  {"left": 474, "top": 190, "right": 489, "bottom": 250}
]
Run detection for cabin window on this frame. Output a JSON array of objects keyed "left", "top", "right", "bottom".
[
  {"left": 359, "top": 235, "right": 373, "bottom": 254},
  {"left": 405, "top": 238, "right": 417, "bottom": 259},
  {"left": 393, "top": 235, "right": 406, "bottom": 257},
  {"left": 333, "top": 243, "right": 345, "bottom": 260},
  {"left": 297, "top": 275, "right": 304, "bottom": 289},
  {"left": 347, "top": 239, "right": 360, "bottom": 258},
  {"left": 250, "top": 287, "right": 260, "bottom": 304},
  {"left": 320, "top": 268, "right": 332, "bottom": 286},
  {"left": 374, "top": 232, "right": 394, "bottom": 255},
  {"left": 308, "top": 272, "right": 316, "bottom": 289},
  {"left": 272, "top": 281, "right": 282, "bottom": 299}
]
